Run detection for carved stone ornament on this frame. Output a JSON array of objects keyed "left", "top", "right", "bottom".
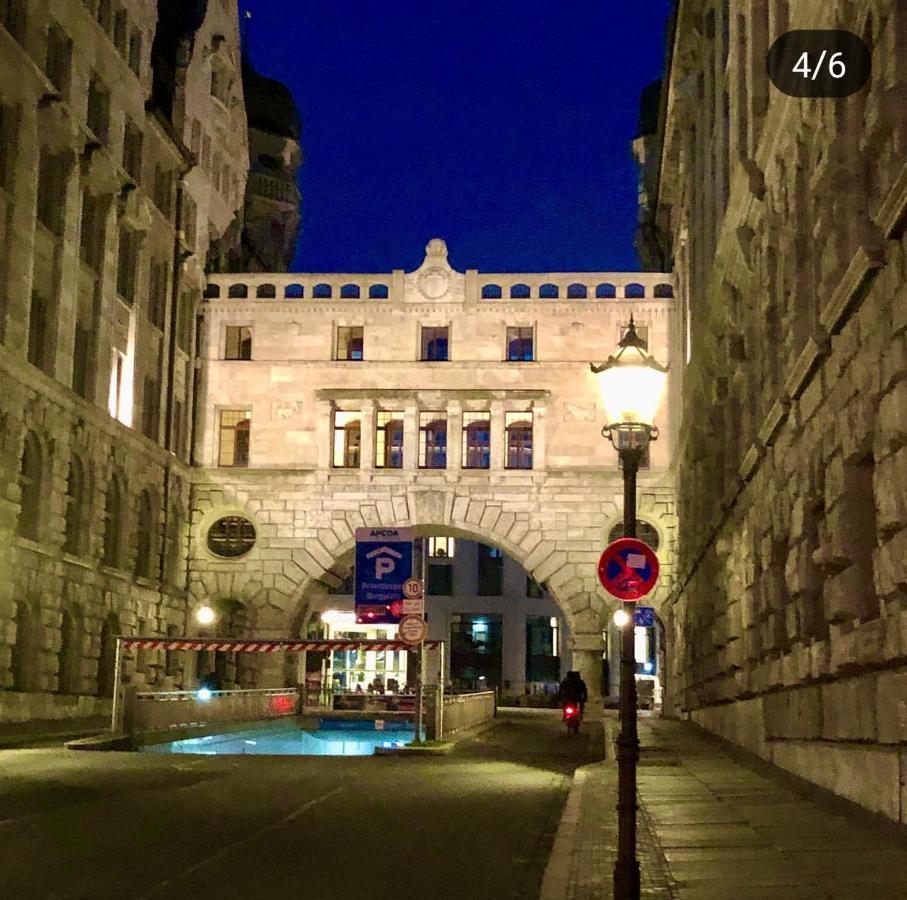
[
  {"left": 82, "top": 145, "right": 122, "bottom": 196},
  {"left": 118, "top": 186, "right": 154, "bottom": 232},
  {"left": 418, "top": 266, "right": 450, "bottom": 299},
  {"left": 37, "top": 98, "right": 79, "bottom": 154}
]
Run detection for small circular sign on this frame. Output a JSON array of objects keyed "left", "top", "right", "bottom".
[
  {"left": 398, "top": 615, "right": 428, "bottom": 646},
  {"left": 403, "top": 578, "right": 424, "bottom": 599},
  {"left": 598, "top": 538, "right": 660, "bottom": 602}
]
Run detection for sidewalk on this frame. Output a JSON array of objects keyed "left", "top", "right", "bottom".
[
  {"left": 0, "top": 715, "right": 108, "bottom": 749},
  {"left": 543, "top": 713, "right": 907, "bottom": 899}
]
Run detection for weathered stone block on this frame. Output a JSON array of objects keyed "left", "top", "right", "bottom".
[
  {"left": 876, "top": 669, "right": 907, "bottom": 744},
  {"left": 875, "top": 446, "right": 907, "bottom": 539},
  {"left": 824, "top": 562, "right": 875, "bottom": 624}
]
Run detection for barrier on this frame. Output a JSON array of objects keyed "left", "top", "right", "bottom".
[{"left": 429, "top": 691, "right": 497, "bottom": 737}]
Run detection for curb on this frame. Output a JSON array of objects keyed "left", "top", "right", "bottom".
[{"left": 539, "top": 763, "right": 592, "bottom": 900}]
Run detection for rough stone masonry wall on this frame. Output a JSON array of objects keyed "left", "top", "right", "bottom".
[{"left": 658, "top": 1, "right": 907, "bottom": 823}]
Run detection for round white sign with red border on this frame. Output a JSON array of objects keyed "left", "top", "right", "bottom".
[
  {"left": 397, "top": 614, "right": 428, "bottom": 645},
  {"left": 597, "top": 538, "right": 659, "bottom": 601}
]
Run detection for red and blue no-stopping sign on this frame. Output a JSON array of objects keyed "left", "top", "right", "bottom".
[{"left": 598, "top": 538, "right": 659, "bottom": 601}]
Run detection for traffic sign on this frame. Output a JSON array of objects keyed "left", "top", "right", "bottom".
[
  {"left": 598, "top": 538, "right": 659, "bottom": 601},
  {"left": 355, "top": 527, "right": 414, "bottom": 624},
  {"left": 397, "top": 615, "right": 428, "bottom": 645},
  {"left": 634, "top": 605, "right": 655, "bottom": 627},
  {"left": 403, "top": 578, "right": 423, "bottom": 599},
  {"left": 402, "top": 594, "right": 425, "bottom": 616}
]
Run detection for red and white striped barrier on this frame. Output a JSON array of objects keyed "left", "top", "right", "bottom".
[{"left": 118, "top": 637, "right": 443, "bottom": 653}]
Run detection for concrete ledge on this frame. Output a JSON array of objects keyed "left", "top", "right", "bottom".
[
  {"left": 65, "top": 733, "right": 134, "bottom": 752},
  {"left": 374, "top": 741, "right": 454, "bottom": 756}
]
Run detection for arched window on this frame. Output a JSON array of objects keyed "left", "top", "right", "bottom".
[
  {"left": 368, "top": 284, "right": 389, "bottom": 299},
  {"left": 17, "top": 432, "right": 42, "bottom": 541},
  {"left": 510, "top": 283, "right": 531, "bottom": 299},
  {"left": 654, "top": 283, "right": 674, "bottom": 298},
  {"left": 256, "top": 283, "right": 276, "bottom": 299},
  {"left": 102, "top": 474, "right": 124, "bottom": 568},
  {"left": 97, "top": 611, "right": 120, "bottom": 698},
  {"left": 624, "top": 283, "right": 645, "bottom": 299},
  {"left": 227, "top": 283, "right": 248, "bottom": 299},
  {"left": 340, "top": 283, "right": 360, "bottom": 299},
  {"left": 607, "top": 519, "right": 660, "bottom": 552},
  {"left": 64, "top": 455, "right": 86, "bottom": 555},
  {"left": 539, "top": 283, "right": 559, "bottom": 299},
  {"left": 505, "top": 414, "right": 533, "bottom": 470},
  {"left": 313, "top": 283, "right": 332, "bottom": 299},
  {"left": 12, "top": 600, "right": 40, "bottom": 692},
  {"left": 204, "top": 284, "right": 221, "bottom": 299},
  {"left": 58, "top": 605, "right": 84, "bottom": 695},
  {"left": 595, "top": 283, "right": 617, "bottom": 298},
  {"left": 462, "top": 414, "right": 491, "bottom": 469},
  {"left": 567, "top": 283, "right": 587, "bottom": 299},
  {"left": 481, "top": 284, "right": 502, "bottom": 299},
  {"left": 134, "top": 489, "right": 156, "bottom": 579},
  {"left": 284, "top": 283, "right": 304, "bottom": 299},
  {"left": 165, "top": 502, "right": 183, "bottom": 585}
]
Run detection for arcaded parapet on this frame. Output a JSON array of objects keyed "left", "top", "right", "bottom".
[{"left": 646, "top": 1, "right": 907, "bottom": 820}]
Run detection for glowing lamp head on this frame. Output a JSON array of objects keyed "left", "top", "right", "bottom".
[
  {"left": 612, "top": 608, "right": 631, "bottom": 628},
  {"left": 195, "top": 605, "right": 216, "bottom": 625},
  {"left": 196, "top": 687, "right": 213, "bottom": 701},
  {"left": 590, "top": 318, "right": 668, "bottom": 430}
]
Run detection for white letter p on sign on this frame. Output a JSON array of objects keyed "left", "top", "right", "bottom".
[{"left": 375, "top": 557, "right": 395, "bottom": 580}]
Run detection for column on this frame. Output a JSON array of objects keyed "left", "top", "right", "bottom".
[
  {"left": 502, "top": 607, "right": 526, "bottom": 696},
  {"left": 569, "top": 636, "right": 605, "bottom": 713},
  {"left": 402, "top": 401, "right": 418, "bottom": 471},
  {"left": 532, "top": 401, "right": 546, "bottom": 471},
  {"left": 447, "top": 401, "right": 463, "bottom": 471},
  {"left": 360, "top": 399, "right": 376, "bottom": 471},
  {"left": 489, "top": 400, "right": 505, "bottom": 471},
  {"left": 316, "top": 400, "right": 333, "bottom": 469}
]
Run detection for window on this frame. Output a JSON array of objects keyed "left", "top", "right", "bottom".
[
  {"left": 165, "top": 624, "right": 181, "bottom": 678},
  {"left": 36, "top": 149, "right": 67, "bottom": 236},
  {"left": 0, "top": 104, "right": 16, "bottom": 192},
  {"left": 113, "top": 8, "right": 127, "bottom": 54},
  {"left": 225, "top": 325, "right": 252, "bottom": 360},
  {"left": 148, "top": 259, "right": 168, "bottom": 330},
  {"left": 375, "top": 411, "right": 403, "bottom": 469},
  {"left": 539, "top": 283, "right": 559, "bottom": 299},
  {"left": 313, "top": 283, "right": 332, "bottom": 298},
  {"left": 567, "top": 283, "right": 587, "bottom": 299},
  {"left": 218, "top": 409, "right": 251, "bottom": 467},
  {"left": 428, "top": 536, "right": 455, "bottom": 558},
  {"left": 164, "top": 501, "right": 182, "bottom": 582},
  {"left": 108, "top": 349, "right": 126, "bottom": 421},
  {"left": 204, "top": 283, "right": 220, "bottom": 299},
  {"left": 128, "top": 29, "right": 142, "bottom": 76},
  {"left": 102, "top": 474, "right": 123, "bottom": 567},
  {"left": 12, "top": 601, "right": 39, "bottom": 692},
  {"left": 116, "top": 229, "right": 140, "bottom": 303},
  {"left": 172, "top": 399, "right": 185, "bottom": 458},
  {"left": 285, "top": 283, "right": 304, "bottom": 299},
  {"left": 72, "top": 320, "right": 93, "bottom": 399},
  {"left": 462, "top": 412, "right": 490, "bottom": 469},
  {"left": 45, "top": 23, "right": 73, "bottom": 95},
  {"left": 505, "top": 412, "right": 533, "bottom": 470},
  {"left": 227, "top": 283, "right": 247, "bottom": 299},
  {"left": 79, "top": 191, "right": 106, "bottom": 272},
  {"left": 481, "top": 284, "right": 502, "bottom": 299},
  {"left": 96, "top": 0, "right": 112, "bottom": 32},
  {"left": 620, "top": 323, "right": 649, "bottom": 350},
  {"left": 123, "top": 120, "right": 143, "bottom": 181},
  {"left": 87, "top": 75, "right": 110, "bottom": 144},
  {"left": 207, "top": 515, "right": 256, "bottom": 558},
  {"left": 256, "top": 283, "right": 276, "bottom": 298},
  {"left": 477, "top": 544, "right": 503, "bottom": 596},
  {"left": 97, "top": 612, "right": 119, "bottom": 698},
  {"left": 134, "top": 489, "right": 156, "bottom": 578},
  {"left": 368, "top": 284, "right": 388, "bottom": 299},
  {"left": 510, "top": 283, "right": 531, "bottom": 299},
  {"left": 624, "top": 283, "right": 645, "bottom": 299},
  {"left": 427, "top": 564, "right": 453, "bottom": 596},
  {"left": 421, "top": 326, "right": 449, "bottom": 361},
  {"left": 526, "top": 577, "right": 544, "bottom": 599},
  {"left": 336, "top": 326, "right": 363, "bottom": 360},
  {"left": 1, "top": 0, "right": 26, "bottom": 43},
  {"left": 419, "top": 413, "right": 447, "bottom": 469},
  {"left": 506, "top": 326, "right": 533, "bottom": 361},
  {"left": 654, "top": 283, "right": 674, "bottom": 298},
  {"left": 142, "top": 375, "right": 159, "bottom": 440},
  {"left": 152, "top": 165, "right": 173, "bottom": 217},
  {"left": 332, "top": 411, "right": 361, "bottom": 468},
  {"left": 340, "top": 283, "right": 360, "bottom": 299},
  {"left": 27, "top": 293, "right": 50, "bottom": 373},
  {"left": 596, "top": 282, "right": 617, "bottom": 298},
  {"left": 63, "top": 456, "right": 86, "bottom": 555},
  {"left": 58, "top": 605, "right": 83, "bottom": 695},
  {"left": 17, "top": 432, "right": 42, "bottom": 540}
]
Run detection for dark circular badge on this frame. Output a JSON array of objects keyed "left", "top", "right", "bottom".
[{"left": 768, "top": 30, "right": 871, "bottom": 98}]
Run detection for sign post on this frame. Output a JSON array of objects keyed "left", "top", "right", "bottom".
[{"left": 354, "top": 527, "right": 414, "bottom": 624}]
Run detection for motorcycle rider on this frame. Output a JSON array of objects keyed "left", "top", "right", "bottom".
[{"left": 557, "top": 670, "right": 588, "bottom": 715}]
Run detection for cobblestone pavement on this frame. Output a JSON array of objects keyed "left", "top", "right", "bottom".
[{"left": 543, "top": 713, "right": 907, "bottom": 899}]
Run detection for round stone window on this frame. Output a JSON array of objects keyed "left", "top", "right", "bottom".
[
  {"left": 207, "top": 516, "right": 256, "bottom": 558},
  {"left": 608, "top": 520, "right": 660, "bottom": 552}
]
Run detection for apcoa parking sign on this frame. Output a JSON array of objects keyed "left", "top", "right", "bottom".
[{"left": 354, "top": 527, "right": 414, "bottom": 624}]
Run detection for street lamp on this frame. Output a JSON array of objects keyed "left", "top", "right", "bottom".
[
  {"left": 195, "top": 605, "right": 216, "bottom": 626},
  {"left": 591, "top": 316, "right": 668, "bottom": 900},
  {"left": 612, "top": 607, "right": 632, "bottom": 629}
]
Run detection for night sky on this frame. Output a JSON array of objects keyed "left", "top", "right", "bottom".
[{"left": 243, "top": 1, "right": 672, "bottom": 274}]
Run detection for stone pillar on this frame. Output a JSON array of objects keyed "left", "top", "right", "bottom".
[
  {"left": 570, "top": 631, "right": 605, "bottom": 713},
  {"left": 403, "top": 402, "right": 418, "bottom": 471},
  {"left": 532, "top": 401, "right": 546, "bottom": 471},
  {"left": 448, "top": 401, "right": 463, "bottom": 471},
  {"left": 502, "top": 607, "right": 526, "bottom": 696},
  {"left": 490, "top": 400, "right": 505, "bottom": 471},
  {"left": 360, "top": 400, "right": 376, "bottom": 471},
  {"left": 316, "top": 400, "right": 333, "bottom": 469}
]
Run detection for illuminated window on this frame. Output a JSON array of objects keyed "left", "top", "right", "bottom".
[
  {"left": 375, "top": 411, "right": 403, "bottom": 468},
  {"left": 462, "top": 412, "right": 490, "bottom": 469},
  {"left": 419, "top": 412, "right": 447, "bottom": 469},
  {"left": 332, "top": 411, "right": 361, "bottom": 468},
  {"left": 336, "top": 326, "right": 363, "bottom": 360},
  {"left": 218, "top": 409, "right": 251, "bottom": 467},
  {"left": 505, "top": 412, "right": 533, "bottom": 470},
  {"left": 428, "top": 536, "right": 455, "bottom": 558},
  {"left": 225, "top": 325, "right": 252, "bottom": 360},
  {"left": 506, "top": 326, "right": 533, "bottom": 361},
  {"left": 421, "top": 326, "right": 448, "bottom": 361}
]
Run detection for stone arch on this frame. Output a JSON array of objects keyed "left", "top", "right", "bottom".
[
  {"left": 96, "top": 610, "right": 120, "bottom": 698},
  {"left": 58, "top": 603, "right": 84, "bottom": 695},
  {"left": 12, "top": 598, "right": 42, "bottom": 692}
]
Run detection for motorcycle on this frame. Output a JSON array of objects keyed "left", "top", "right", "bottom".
[{"left": 562, "top": 703, "right": 582, "bottom": 734}]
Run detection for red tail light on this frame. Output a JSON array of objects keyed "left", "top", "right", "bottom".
[{"left": 565, "top": 706, "right": 576, "bottom": 716}]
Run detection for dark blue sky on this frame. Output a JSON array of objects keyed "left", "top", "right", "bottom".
[{"left": 243, "top": 1, "right": 671, "bottom": 274}]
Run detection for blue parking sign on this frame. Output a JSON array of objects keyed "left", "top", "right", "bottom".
[{"left": 354, "top": 527, "right": 414, "bottom": 624}]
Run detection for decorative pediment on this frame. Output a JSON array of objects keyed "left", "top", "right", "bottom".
[{"left": 404, "top": 238, "right": 466, "bottom": 302}]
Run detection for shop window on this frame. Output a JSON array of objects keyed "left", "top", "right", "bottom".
[
  {"left": 225, "top": 325, "right": 252, "bottom": 360},
  {"left": 421, "top": 326, "right": 448, "bottom": 361},
  {"left": 419, "top": 413, "right": 447, "bottom": 469},
  {"left": 506, "top": 326, "right": 534, "bottom": 361},
  {"left": 218, "top": 409, "right": 251, "bottom": 467},
  {"left": 336, "top": 326, "right": 363, "bottom": 360},
  {"left": 505, "top": 412, "right": 533, "bottom": 470},
  {"left": 375, "top": 411, "right": 404, "bottom": 468},
  {"left": 332, "top": 411, "right": 361, "bottom": 468},
  {"left": 462, "top": 412, "right": 490, "bottom": 469}
]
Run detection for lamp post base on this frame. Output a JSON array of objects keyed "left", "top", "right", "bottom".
[{"left": 613, "top": 860, "right": 641, "bottom": 899}]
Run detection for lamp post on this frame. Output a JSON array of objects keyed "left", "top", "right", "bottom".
[{"left": 591, "top": 316, "right": 668, "bottom": 900}]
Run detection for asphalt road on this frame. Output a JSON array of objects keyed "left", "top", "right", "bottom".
[{"left": 0, "top": 709, "right": 601, "bottom": 900}]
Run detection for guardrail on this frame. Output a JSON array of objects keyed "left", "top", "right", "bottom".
[
  {"left": 124, "top": 687, "right": 298, "bottom": 736},
  {"left": 429, "top": 690, "right": 497, "bottom": 738}
]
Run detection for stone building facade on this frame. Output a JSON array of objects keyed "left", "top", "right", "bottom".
[
  {"left": 644, "top": 1, "right": 907, "bottom": 821},
  {"left": 0, "top": 0, "right": 248, "bottom": 722},
  {"left": 191, "top": 240, "right": 677, "bottom": 702}
]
